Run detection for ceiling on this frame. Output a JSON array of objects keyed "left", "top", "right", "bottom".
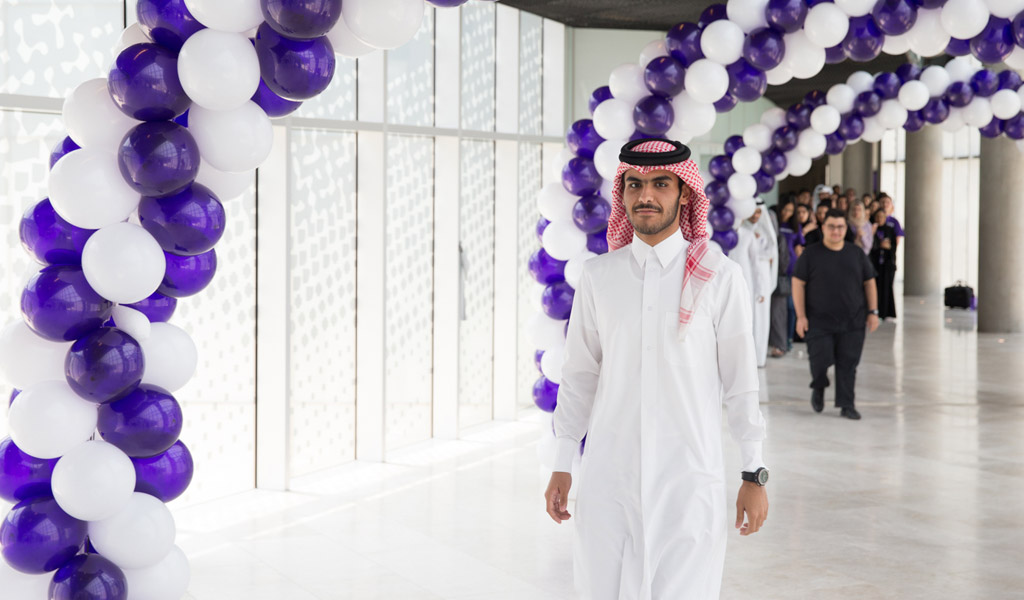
[{"left": 499, "top": 0, "right": 926, "bottom": 107}]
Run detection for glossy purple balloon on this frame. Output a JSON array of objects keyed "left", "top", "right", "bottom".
[
  {"left": 255, "top": 23, "right": 336, "bottom": 101},
  {"left": 970, "top": 16, "right": 1013, "bottom": 64},
  {"left": 19, "top": 199, "right": 94, "bottom": 266},
  {"left": 761, "top": 149, "right": 788, "bottom": 176},
  {"left": 665, "top": 22, "right": 703, "bottom": 66},
  {"left": 98, "top": 385, "right": 182, "bottom": 458},
  {"left": 136, "top": 0, "right": 205, "bottom": 52},
  {"left": 772, "top": 126, "right": 799, "bottom": 151},
  {"left": 946, "top": 37, "right": 971, "bottom": 56},
  {"left": 854, "top": 91, "right": 882, "bottom": 117},
  {"left": 786, "top": 103, "right": 812, "bottom": 129},
  {"left": 426, "top": 0, "right": 470, "bottom": 5},
  {"left": 131, "top": 440, "right": 194, "bottom": 502},
  {"left": 172, "top": 110, "right": 188, "bottom": 127},
  {"left": 633, "top": 95, "right": 674, "bottom": 135},
  {"left": 998, "top": 70, "right": 1022, "bottom": 91},
  {"left": 572, "top": 194, "right": 612, "bottom": 234},
  {"left": 9, "top": 389, "right": 19, "bottom": 407},
  {"left": 837, "top": 113, "right": 865, "bottom": 140},
  {"left": 49, "top": 137, "right": 80, "bottom": 169},
  {"left": 708, "top": 205, "right": 735, "bottom": 232},
  {"left": 874, "top": 72, "right": 902, "bottom": 99},
  {"left": 708, "top": 155, "right": 736, "bottom": 181},
  {"left": 970, "top": 69, "right": 999, "bottom": 96},
  {"left": 979, "top": 117, "right": 1004, "bottom": 138},
  {"left": 534, "top": 350, "right": 544, "bottom": 372},
  {"left": 825, "top": 132, "right": 847, "bottom": 154},
  {"left": 528, "top": 248, "right": 566, "bottom": 284},
  {"left": 532, "top": 377, "right": 558, "bottom": 412},
  {"left": 1, "top": 497, "right": 86, "bottom": 574},
  {"left": 872, "top": 0, "right": 917, "bottom": 35},
  {"left": 727, "top": 59, "right": 767, "bottom": 102},
  {"left": 896, "top": 63, "right": 922, "bottom": 82},
  {"left": 629, "top": 129, "right": 649, "bottom": 142},
  {"left": 589, "top": 86, "right": 613, "bottom": 114},
  {"left": 159, "top": 249, "right": 217, "bottom": 298},
  {"left": 139, "top": 183, "right": 225, "bottom": 256},
  {"left": 903, "top": 110, "right": 925, "bottom": 132},
  {"left": 252, "top": 78, "right": 303, "bottom": 118},
  {"left": 21, "top": 265, "right": 113, "bottom": 342},
  {"left": 108, "top": 43, "right": 191, "bottom": 121},
  {"left": 1014, "top": 11, "right": 1024, "bottom": 47},
  {"left": 711, "top": 228, "right": 738, "bottom": 251},
  {"left": 127, "top": 292, "right": 178, "bottom": 323},
  {"left": 766, "top": 0, "right": 807, "bottom": 33},
  {"left": 742, "top": 27, "right": 785, "bottom": 71},
  {"left": 536, "top": 217, "right": 550, "bottom": 243},
  {"left": 566, "top": 119, "right": 605, "bottom": 159},
  {"left": 723, "top": 135, "right": 745, "bottom": 156},
  {"left": 921, "top": 97, "right": 950, "bottom": 124},
  {"left": 65, "top": 327, "right": 144, "bottom": 404},
  {"left": 118, "top": 121, "right": 200, "bottom": 198},
  {"left": 541, "top": 281, "right": 575, "bottom": 320},
  {"left": 644, "top": 55, "right": 687, "bottom": 98},
  {"left": 49, "top": 554, "right": 128, "bottom": 600},
  {"left": 945, "top": 81, "right": 974, "bottom": 108},
  {"left": 588, "top": 229, "right": 609, "bottom": 254},
  {"left": 1004, "top": 114, "right": 1024, "bottom": 139},
  {"left": 261, "top": 0, "right": 341, "bottom": 39},
  {"left": 754, "top": 170, "right": 775, "bottom": 194},
  {"left": 698, "top": 3, "right": 728, "bottom": 28},
  {"left": 0, "top": 437, "right": 57, "bottom": 503},
  {"left": 562, "top": 157, "right": 603, "bottom": 196},
  {"left": 714, "top": 92, "right": 739, "bottom": 113},
  {"left": 705, "top": 180, "right": 731, "bottom": 206},
  {"left": 804, "top": 89, "right": 827, "bottom": 108},
  {"left": 825, "top": 43, "right": 847, "bottom": 64},
  {"left": 843, "top": 15, "right": 884, "bottom": 62}
]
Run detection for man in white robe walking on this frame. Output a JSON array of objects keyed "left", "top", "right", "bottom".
[
  {"left": 731, "top": 201, "right": 778, "bottom": 368},
  {"left": 544, "top": 139, "right": 769, "bottom": 599}
]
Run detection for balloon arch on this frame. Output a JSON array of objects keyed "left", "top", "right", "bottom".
[{"left": 529, "top": 0, "right": 1024, "bottom": 411}]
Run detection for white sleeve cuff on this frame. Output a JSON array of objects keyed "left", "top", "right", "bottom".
[
  {"left": 739, "top": 440, "right": 765, "bottom": 474},
  {"left": 553, "top": 437, "right": 580, "bottom": 473}
]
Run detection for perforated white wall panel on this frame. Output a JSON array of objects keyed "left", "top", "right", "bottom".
[{"left": 461, "top": 3, "right": 496, "bottom": 132}]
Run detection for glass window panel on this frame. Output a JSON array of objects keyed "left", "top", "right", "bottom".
[
  {"left": 461, "top": 2, "right": 496, "bottom": 132},
  {"left": 387, "top": 8, "right": 434, "bottom": 127},
  {"left": 519, "top": 12, "right": 543, "bottom": 136},
  {"left": 295, "top": 57, "right": 358, "bottom": 121},
  {"left": 517, "top": 142, "right": 542, "bottom": 411}
]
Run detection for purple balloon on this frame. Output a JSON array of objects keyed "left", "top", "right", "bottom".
[
  {"left": 945, "top": 81, "right": 974, "bottom": 107},
  {"left": 172, "top": 110, "right": 188, "bottom": 127},
  {"left": 98, "top": 385, "right": 182, "bottom": 458},
  {"left": 838, "top": 113, "right": 865, "bottom": 140},
  {"left": 49, "top": 137, "right": 80, "bottom": 169},
  {"left": 979, "top": 117, "right": 1004, "bottom": 138},
  {"left": 65, "top": 327, "right": 144, "bottom": 404},
  {"left": 1, "top": 497, "right": 86, "bottom": 574},
  {"left": 754, "top": 170, "right": 775, "bottom": 194},
  {"left": 727, "top": 59, "right": 767, "bottom": 102},
  {"left": 998, "top": 70, "right": 1022, "bottom": 91},
  {"left": 587, "top": 229, "right": 609, "bottom": 254},
  {"left": 562, "top": 157, "right": 603, "bottom": 196},
  {"left": 708, "top": 205, "right": 735, "bottom": 232},
  {"left": 629, "top": 129, "right": 649, "bottom": 142},
  {"left": 1014, "top": 11, "right": 1024, "bottom": 47},
  {"left": 874, "top": 72, "right": 902, "bottom": 99},
  {"left": 896, "top": 62, "right": 923, "bottom": 82},
  {"left": 825, "top": 132, "right": 847, "bottom": 154},
  {"left": 566, "top": 119, "right": 605, "bottom": 159},
  {"left": 698, "top": 3, "right": 728, "bottom": 28},
  {"left": 136, "top": 0, "right": 205, "bottom": 52},
  {"left": 589, "top": 86, "right": 613, "bottom": 114},
  {"left": 159, "top": 249, "right": 218, "bottom": 298},
  {"left": 21, "top": 266, "right": 113, "bottom": 342},
  {"left": 261, "top": 0, "right": 341, "bottom": 39},
  {"left": 426, "top": 0, "right": 469, "bottom": 6},
  {"left": 786, "top": 103, "right": 812, "bottom": 129},
  {"left": 761, "top": 149, "right": 787, "bottom": 175},
  {"left": 139, "top": 183, "right": 225, "bottom": 256},
  {"left": 0, "top": 437, "right": 57, "bottom": 503},
  {"left": 854, "top": 91, "right": 882, "bottom": 117},
  {"left": 644, "top": 56, "right": 687, "bottom": 98},
  {"left": 872, "top": 0, "right": 918, "bottom": 35},
  {"left": 126, "top": 292, "right": 177, "bottom": 323},
  {"left": 970, "top": 16, "right": 1013, "bottom": 64},
  {"left": 9, "top": 389, "right": 18, "bottom": 406},
  {"left": 254, "top": 23, "right": 336, "bottom": 101},
  {"left": 572, "top": 195, "right": 612, "bottom": 233},
  {"left": 804, "top": 89, "right": 827, "bottom": 108},
  {"left": 970, "top": 69, "right": 999, "bottom": 96},
  {"left": 824, "top": 43, "right": 847, "bottom": 64},
  {"left": 532, "top": 377, "right": 558, "bottom": 412},
  {"left": 765, "top": 0, "right": 808, "bottom": 33},
  {"left": 711, "top": 228, "right": 739, "bottom": 251},
  {"left": 921, "top": 97, "right": 950, "bottom": 124},
  {"left": 19, "top": 199, "right": 93, "bottom": 266},
  {"left": 946, "top": 37, "right": 971, "bottom": 56},
  {"left": 742, "top": 27, "right": 785, "bottom": 71},
  {"left": 534, "top": 350, "right": 544, "bottom": 372},
  {"left": 665, "top": 22, "right": 703, "bottom": 66},
  {"left": 118, "top": 121, "right": 199, "bottom": 198},
  {"left": 772, "top": 126, "right": 799, "bottom": 151},
  {"left": 49, "top": 554, "right": 127, "bottom": 600},
  {"left": 131, "top": 440, "right": 194, "bottom": 502},
  {"left": 108, "top": 43, "right": 190, "bottom": 121},
  {"left": 705, "top": 180, "right": 731, "bottom": 206},
  {"left": 633, "top": 95, "right": 674, "bottom": 135},
  {"left": 1004, "top": 113, "right": 1024, "bottom": 139},
  {"left": 843, "top": 15, "right": 884, "bottom": 62},
  {"left": 541, "top": 281, "right": 575, "bottom": 320},
  {"left": 252, "top": 78, "right": 303, "bottom": 118},
  {"left": 536, "top": 217, "right": 550, "bottom": 243},
  {"left": 903, "top": 110, "right": 925, "bottom": 132},
  {"left": 723, "top": 135, "right": 745, "bottom": 156},
  {"left": 714, "top": 92, "right": 739, "bottom": 113},
  {"left": 528, "top": 248, "right": 566, "bottom": 284},
  {"left": 708, "top": 154, "right": 736, "bottom": 181}
]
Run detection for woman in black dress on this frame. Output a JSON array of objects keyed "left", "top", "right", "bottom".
[{"left": 870, "top": 208, "right": 898, "bottom": 320}]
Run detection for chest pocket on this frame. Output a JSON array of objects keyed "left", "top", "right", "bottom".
[{"left": 663, "top": 309, "right": 714, "bottom": 366}]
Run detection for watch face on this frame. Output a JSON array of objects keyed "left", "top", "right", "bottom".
[{"left": 757, "top": 468, "right": 770, "bottom": 485}]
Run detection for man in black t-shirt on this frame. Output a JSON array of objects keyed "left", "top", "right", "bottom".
[{"left": 792, "top": 210, "right": 879, "bottom": 420}]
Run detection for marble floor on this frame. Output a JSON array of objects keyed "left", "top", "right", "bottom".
[{"left": 3, "top": 294, "right": 1022, "bottom": 599}]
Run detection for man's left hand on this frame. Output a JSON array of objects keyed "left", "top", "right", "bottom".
[
  {"left": 867, "top": 314, "right": 879, "bottom": 332},
  {"left": 735, "top": 482, "right": 768, "bottom": 536}
]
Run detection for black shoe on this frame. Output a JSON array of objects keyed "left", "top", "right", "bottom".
[
  {"left": 840, "top": 407, "right": 861, "bottom": 420},
  {"left": 811, "top": 389, "right": 824, "bottom": 413}
]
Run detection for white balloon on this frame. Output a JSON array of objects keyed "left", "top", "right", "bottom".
[
  {"left": 731, "top": 147, "right": 762, "bottom": 175},
  {"left": 765, "top": 63, "right": 794, "bottom": 85},
  {"left": 564, "top": 251, "right": 597, "bottom": 289},
  {"left": 860, "top": 116, "right": 886, "bottom": 142},
  {"left": 796, "top": 130, "right": 827, "bottom": 158},
  {"left": 945, "top": 56, "right": 980, "bottom": 83},
  {"left": 90, "top": 493, "right": 176, "bottom": 569},
  {"left": 984, "top": 0, "right": 1024, "bottom": 18},
  {"left": 600, "top": 178, "right": 615, "bottom": 203},
  {"left": 537, "top": 183, "right": 579, "bottom": 223},
  {"left": 183, "top": 0, "right": 265, "bottom": 33},
  {"left": 877, "top": 99, "right": 909, "bottom": 129},
  {"left": 940, "top": 107, "right": 966, "bottom": 132},
  {"left": 177, "top": 30, "right": 259, "bottom": 111},
  {"left": 114, "top": 24, "right": 151, "bottom": 55},
  {"left": 188, "top": 102, "right": 273, "bottom": 172},
  {"left": 1005, "top": 46, "right": 1024, "bottom": 70},
  {"left": 0, "top": 322, "right": 71, "bottom": 390},
  {"left": 8, "top": 381, "right": 97, "bottom": 460},
  {"left": 672, "top": 92, "right": 717, "bottom": 136},
  {"left": 343, "top": 0, "right": 425, "bottom": 50},
  {"left": 761, "top": 107, "right": 788, "bottom": 130},
  {"left": 528, "top": 313, "right": 568, "bottom": 350},
  {"left": 940, "top": 0, "right": 990, "bottom": 40},
  {"left": 835, "top": 0, "right": 876, "bottom": 16},
  {"left": 528, "top": 284, "right": 545, "bottom": 312},
  {"left": 594, "top": 139, "right": 626, "bottom": 181},
  {"left": 111, "top": 306, "right": 151, "bottom": 342},
  {"left": 140, "top": 323, "right": 198, "bottom": 392},
  {"left": 543, "top": 220, "right": 588, "bottom": 261},
  {"left": 725, "top": 195, "right": 757, "bottom": 222},
  {"left": 194, "top": 159, "right": 254, "bottom": 200},
  {"left": 62, "top": 78, "right": 140, "bottom": 154},
  {"left": 804, "top": 2, "right": 851, "bottom": 48},
  {"left": 846, "top": 71, "right": 876, "bottom": 94},
  {"left": 962, "top": 97, "right": 994, "bottom": 128},
  {"left": 609, "top": 63, "right": 649, "bottom": 105},
  {"left": 727, "top": 173, "right": 757, "bottom": 199},
  {"left": 898, "top": 80, "right": 930, "bottom": 111},
  {"left": 881, "top": 32, "right": 911, "bottom": 55},
  {"left": 53, "top": 441, "right": 135, "bottom": 521},
  {"left": 82, "top": 223, "right": 166, "bottom": 304},
  {"left": 548, "top": 147, "right": 574, "bottom": 183},
  {"left": 593, "top": 98, "right": 636, "bottom": 141},
  {"left": 827, "top": 83, "right": 857, "bottom": 114},
  {"left": 700, "top": 20, "right": 745, "bottom": 65},
  {"left": 742, "top": 124, "right": 773, "bottom": 152},
  {"left": 774, "top": 167, "right": 790, "bottom": 181},
  {"left": 665, "top": 122, "right": 695, "bottom": 144},
  {"left": 326, "top": 11, "right": 376, "bottom": 58},
  {"left": 810, "top": 105, "right": 842, "bottom": 134},
  {"left": 48, "top": 149, "right": 140, "bottom": 230},
  {"left": 785, "top": 150, "right": 812, "bottom": 176},
  {"left": 783, "top": 31, "right": 826, "bottom": 80},
  {"left": 638, "top": 39, "right": 668, "bottom": 66},
  {"left": 907, "top": 8, "right": 950, "bottom": 57},
  {"left": 727, "top": 0, "right": 769, "bottom": 32},
  {"left": 122, "top": 546, "right": 191, "bottom": 600},
  {"left": 991, "top": 89, "right": 1022, "bottom": 119},
  {"left": 920, "top": 65, "right": 952, "bottom": 97},
  {"left": 684, "top": 59, "right": 729, "bottom": 104},
  {"left": 540, "top": 345, "right": 564, "bottom": 384}
]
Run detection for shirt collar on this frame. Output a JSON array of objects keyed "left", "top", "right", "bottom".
[{"left": 631, "top": 227, "right": 687, "bottom": 268}]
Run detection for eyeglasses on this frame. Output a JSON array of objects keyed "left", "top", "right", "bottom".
[{"left": 824, "top": 224, "right": 846, "bottom": 230}]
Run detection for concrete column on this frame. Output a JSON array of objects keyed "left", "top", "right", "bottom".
[
  {"left": 841, "top": 140, "right": 874, "bottom": 196},
  {"left": 978, "top": 135, "right": 1024, "bottom": 333},
  {"left": 903, "top": 125, "right": 944, "bottom": 296}
]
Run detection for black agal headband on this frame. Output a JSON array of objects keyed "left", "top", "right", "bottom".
[{"left": 619, "top": 138, "right": 692, "bottom": 166}]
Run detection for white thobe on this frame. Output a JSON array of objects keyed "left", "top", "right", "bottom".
[
  {"left": 553, "top": 229, "right": 767, "bottom": 600},
  {"left": 731, "top": 223, "right": 778, "bottom": 367}
]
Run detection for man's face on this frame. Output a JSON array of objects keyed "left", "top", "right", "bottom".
[
  {"left": 622, "top": 169, "right": 687, "bottom": 236},
  {"left": 748, "top": 207, "right": 762, "bottom": 224},
  {"left": 823, "top": 216, "right": 847, "bottom": 244}
]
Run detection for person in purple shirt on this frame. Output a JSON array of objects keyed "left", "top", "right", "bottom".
[{"left": 880, "top": 194, "right": 905, "bottom": 240}]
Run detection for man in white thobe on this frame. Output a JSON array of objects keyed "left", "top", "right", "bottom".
[
  {"left": 730, "top": 202, "right": 778, "bottom": 367},
  {"left": 544, "top": 139, "right": 769, "bottom": 600}
]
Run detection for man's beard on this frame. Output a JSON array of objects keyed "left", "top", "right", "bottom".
[{"left": 627, "top": 200, "right": 680, "bottom": 236}]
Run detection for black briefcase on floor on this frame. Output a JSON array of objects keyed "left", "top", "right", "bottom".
[{"left": 944, "top": 281, "right": 974, "bottom": 309}]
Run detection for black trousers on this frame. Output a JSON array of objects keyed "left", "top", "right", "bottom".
[
  {"left": 805, "top": 327, "right": 866, "bottom": 408},
  {"left": 876, "top": 264, "right": 897, "bottom": 319}
]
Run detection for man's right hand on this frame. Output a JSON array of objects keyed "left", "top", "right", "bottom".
[
  {"left": 544, "top": 472, "right": 573, "bottom": 524},
  {"left": 796, "top": 316, "right": 809, "bottom": 337}
]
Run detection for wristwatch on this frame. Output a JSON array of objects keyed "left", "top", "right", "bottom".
[
  {"left": 868, "top": 309, "right": 880, "bottom": 316},
  {"left": 742, "top": 467, "right": 769, "bottom": 486}
]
